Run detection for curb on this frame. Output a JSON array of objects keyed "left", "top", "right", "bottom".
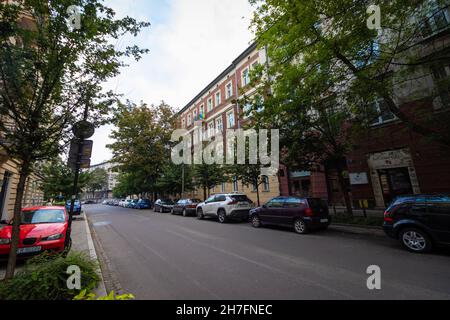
[
  {"left": 328, "top": 223, "right": 385, "bottom": 237},
  {"left": 82, "top": 213, "right": 107, "bottom": 296},
  {"left": 331, "top": 222, "right": 383, "bottom": 230}
]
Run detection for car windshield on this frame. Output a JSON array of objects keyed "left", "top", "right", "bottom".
[
  {"left": 161, "top": 199, "right": 174, "bottom": 205},
  {"left": 140, "top": 199, "right": 151, "bottom": 203},
  {"left": 21, "top": 209, "right": 66, "bottom": 224},
  {"left": 190, "top": 199, "right": 202, "bottom": 203}
]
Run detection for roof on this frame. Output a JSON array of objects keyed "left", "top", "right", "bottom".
[{"left": 177, "top": 42, "right": 258, "bottom": 116}]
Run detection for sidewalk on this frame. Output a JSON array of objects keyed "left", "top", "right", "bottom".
[
  {"left": 329, "top": 206, "right": 385, "bottom": 217},
  {"left": 0, "top": 213, "right": 107, "bottom": 297}
]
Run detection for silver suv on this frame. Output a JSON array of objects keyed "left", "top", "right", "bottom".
[{"left": 196, "top": 193, "right": 254, "bottom": 223}]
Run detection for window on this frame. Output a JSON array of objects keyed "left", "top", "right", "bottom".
[
  {"left": 251, "top": 61, "right": 259, "bottom": 69},
  {"left": 215, "top": 91, "right": 221, "bottom": 106},
  {"left": 207, "top": 98, "right": 213, "bottom": 112},
  {"left": 233, "top": 177, "right": 238, "bottom": 192},
  {"left": 369, "top": 99, "right": 395, "bottom": 125},
  {"left": 420, "top": 0, "right": 450, "bottom": 37},
  {"left": 242, "top": 67, "right": 250, "bottom": 86},
  {"left": 226, "top": 82, "right": 233, "bottom": 98},
  {"left": 252, "top": 179, "right": 258, "bottom": 192},
  {"left": 216, "top": 117, "right": 223, "bottom": 133},
  {"left": 208, "top": 121, "right": 215, "bottom": 138},
  {"left": 187, "top": 114, "right": 192, "bottom": 126},
  {"left": 284, "top": 197, "right": 305, "bottom": 208},
  {"left": 227, "top": 111, "right": 235, "bottom": 128},
  {"left": 243, "top": 103, "right": 252, "bottom": 118},
  {"left": 221, "top": 183, "right": 225, "bottom": 193},
  {"left": 262, "top": 176, "right": 270, "bottom": 192},
  {"left": 193, "top": 109, "right": 198, "bottom": 121},
  {"left": 267, "top": 197, "right": 285, "bottom": 208},
  {"left": 181, "top": 118, "right": 186, "bottom": 128},
  {"left": 200, "top": 104, "right": 205, "bottom": 119},
  {"left": 431, "top": 63, "right": 450, "bottom": 108}
]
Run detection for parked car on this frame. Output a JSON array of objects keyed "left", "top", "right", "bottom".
[
  {"left": 154, "top": 199, "right": 175, "bottom": 213},
  {"left": 127, "top": 199, "right": 138, "bottom": 208},
  {"left": 196, "top": 193, "right": 253, "bottom": 223},
  {"left": 249, "top": 197, "right": 330, "bottom": 234},
  {"left": 172, "top": 199, "right": 202, "bottom": 216},
  {"left": 112, "top": 199, "right": 120, "bottom": 206},
  {"left": 118, "top": 199, "right": 127, "bottom": 207},
  {"left": 383, "top": 194, "right": 450, "bottom": 253},
  {"left": 0, "top": 206, "right": 70, "bottom": 259},
  {"left": 83, "top": 200, "right": 96, "bottom": 205},
  {"left": 133, "top": 199, "right": 153, "bottom": 210},
  {"left": 65, "top": 199, "right": 82, "bottom": 216}
]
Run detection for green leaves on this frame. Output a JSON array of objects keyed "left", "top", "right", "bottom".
[{"left": 108, "top": 102, "right": 177, "bottom": 197}]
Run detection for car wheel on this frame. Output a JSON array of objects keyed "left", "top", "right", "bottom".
[
  {"left": 197, "top": 208, "right": 204, "bottom": 220},
  {"left": 399, "top": 227, "right": 432, "bottom": 253},
  {"left": 160, "top": 207, "right": 163, "bottom": 213},
  {"left": 182, "top": 209, "right": 187, "bottom": 217},
  {"left": 170, "top": 208, "right": 174, "bottom": 215},
  {"left": 251, "top": 215, "right": 261, "bottom": 228},
  {"left": 217, "top": 209, "right": 227, "bottom": 224},
  {"left": 153, "top": 206, "right": 157, "bottom": 212},
  {"left": 294, "top": 219, "right": 308, "bottom": 234}
]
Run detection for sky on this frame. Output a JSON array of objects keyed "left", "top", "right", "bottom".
[{"left": 90, "top": 0, "right": 255, "bottom": 165}]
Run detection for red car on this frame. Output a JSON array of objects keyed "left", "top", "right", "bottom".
[{"left": 0, "top": 206, "right": 69, "bottom": 259}]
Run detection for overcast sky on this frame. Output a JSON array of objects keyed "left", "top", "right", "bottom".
[{"left": 90, "top": 0, "right": 254, "bottom": 165}]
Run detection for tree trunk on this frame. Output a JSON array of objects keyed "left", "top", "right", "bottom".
[
  {"left": 336, "top": 164, "right": 353, "bottom": 217},
  {"left": 203, "top": 185, "right": 207, "bottom": 201},
  {"left": 4, "top": 160, "right": 31, "bottom": 280}
]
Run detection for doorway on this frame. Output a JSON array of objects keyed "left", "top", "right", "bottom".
[{"left": 378, "top": 167, "right": 413, "bottom": 205}]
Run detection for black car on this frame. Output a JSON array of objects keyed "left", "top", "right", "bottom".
[
  {"left": 154, "top": 199, "right": 175, "bottom": 213},
  {"left": 383, "top": 194, "right": 450, "bottom": 253},
  {"left": 172, "top": 199, "right": 202, "bottom": 216},
  {"left": 249, "top": 197, "right": 330, "bottom": 234}
]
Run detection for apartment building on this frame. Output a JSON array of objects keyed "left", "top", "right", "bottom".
[
  {"left": 175, "top": 43, "right": 291, "bottom": 203},
  {"left": 0, "top": 0, "right": 45, "bottom": 220},
  {"left": 346, "top": 3, "right": 450, "bottom": 209},
  {"left": 84, "top": 161, "right": 119, "bottom": 200}
]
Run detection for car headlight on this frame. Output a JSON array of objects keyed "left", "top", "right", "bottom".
[
  {"left": 0, "top": 238, "right": 11, "bottom": 245},
  {"left": 43, "top": 233, "right": 64, "bottom": 241}
]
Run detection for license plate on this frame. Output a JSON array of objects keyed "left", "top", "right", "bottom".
[
  {"left": 320, "top": 219, "right": 329, "bottom": 223},
  {"left": 17, "top": 246, "right": 42, "bottom": 254}
]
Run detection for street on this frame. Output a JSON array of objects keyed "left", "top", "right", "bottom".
[{"left": 86, "top": 204, "right": 450, "bottom": 300}]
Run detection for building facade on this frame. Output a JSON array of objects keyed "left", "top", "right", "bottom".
[
  {"left": 0, "top": 155, "right": 44, "bottom": 220},
  {"left": 83, "top": 161, "right": 119, "bottom": 200}
]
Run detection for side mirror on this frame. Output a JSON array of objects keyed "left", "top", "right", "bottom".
[{"left": 262, "top": 205, "right": 267, "bottom": 209}]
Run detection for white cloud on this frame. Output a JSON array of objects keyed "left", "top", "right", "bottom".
[{"left": 91, "top": 0, "right": 254, "bottom": 165}]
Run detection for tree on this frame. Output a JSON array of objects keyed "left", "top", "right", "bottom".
[
  {"left": 41, "top": 158, "right": 90, "bottom": 201},
  {"left": 249, "top": 0, "right": 450, "bottom": 147},
  {"left": 0, "top": 0, "right": 149, "bottom": 279},
  {"left": 155, "top": 163, "right": 194, "bottom": 198},
  {"left": 247, "top": 0, "right": 450, "bottom": 214},
  {"left": 193, "top": 163, "right": 228, "bottom": 201},
  {"left": 108, "top": 101, "right": 176, "bottom": 197},
  {"left": 112, "top": 172, "right": 141, "bottom": 199},
  {"left": 85, "top": 168, "right": 108, "bottom": 199}
]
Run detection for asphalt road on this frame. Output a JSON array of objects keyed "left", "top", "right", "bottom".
[{"left": 86, "top": 204, "right": 450, "bottom": 300}]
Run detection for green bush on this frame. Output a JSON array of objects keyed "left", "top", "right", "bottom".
[
  {"left": 0, "top": 251, "right": 100, "bottom": 300},
  {"left": 74, "top": 289, "right": 135, "bottom": 300}
]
